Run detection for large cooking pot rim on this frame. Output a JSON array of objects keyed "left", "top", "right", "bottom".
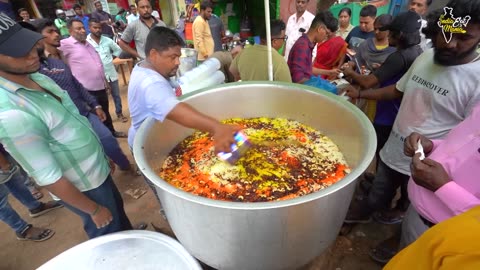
[{"left": 133, "top": 81, "right": 376, "bottom": 210}]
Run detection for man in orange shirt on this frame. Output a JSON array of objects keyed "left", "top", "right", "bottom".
[{"left": 192, "top": 1, "right": 214, "bottom": 62}]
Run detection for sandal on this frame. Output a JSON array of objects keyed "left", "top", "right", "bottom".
[
  {"left": 16, "top": 224, "right": 55, "bottom": 242},
  {"left": 29, "top": 201, "right": 64, "bottom": 218}
]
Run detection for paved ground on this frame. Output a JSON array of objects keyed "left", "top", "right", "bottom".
[{"left": 0, "top": 74, "right": 390, "bottom": 270}]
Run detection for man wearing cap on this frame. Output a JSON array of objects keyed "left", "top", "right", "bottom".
[
  {"left": 343, "top": 0, "right": 480, "bottom": 262},
  {"left": 0, "top": 12, "right": 136, "bottom": 238},
  {"left": 54, "top": 9, "right": 69, "bottom": 39},
  {"left": 342, "top": 12, "right": 423, "bottom": 225}
]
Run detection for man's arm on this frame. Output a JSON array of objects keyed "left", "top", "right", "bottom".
[
  {"left": 287, "top": 43, "right": 309, "bottom": 84},
  {"left": 344, "top": 84, "right": 403, "bottom": 100},
  {"left": 118, "top": 24, "right": 139, "bottom": 58},
  {"left": 109, "top": 38, "right": 123, "bottom": 57},
  {"left": 342, "top": 66, "right": 379, "bottom": 89},
  {"left": 229, "top": 54, "right": 241, "bottom": 81},
  {"left": 166, "top": 103, "right": 238, "bottom": 153}
]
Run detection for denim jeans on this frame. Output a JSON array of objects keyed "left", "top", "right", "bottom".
[
  {"left": 109, "top": 80, "right": 123, "bottom": 115},
  {"left": 87, "top": 113, "right": 130, "bottom": 170},
  {"left": 0, "top": 159, "right": 42, "bottom": 234},
  {"left": 60, "top": 175, "right": 133, "bottom": 239}
]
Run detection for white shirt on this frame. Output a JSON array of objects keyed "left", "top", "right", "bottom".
[
  {"left": 284, "top": 11, "right": 315, "bottom": 61},
  {"left": 127, "top": 63, "right": 180, "bottom": 147},
  {"left": 379, "top": 49, "right": 480, "bottom": 175},
  {"left": 152, "top": 10, "right": 160, "bottom": 20},
  {"left": 127, "top": 13, "right": 139, "bottom": 24}
]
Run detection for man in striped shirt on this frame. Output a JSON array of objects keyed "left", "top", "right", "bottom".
[{"left": 0, "top": 13, "right": 133, "bottom": 239}]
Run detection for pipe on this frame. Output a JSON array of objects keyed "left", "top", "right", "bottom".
[{"left": 264, "top": 0, "right": 273, "bottom": 81}]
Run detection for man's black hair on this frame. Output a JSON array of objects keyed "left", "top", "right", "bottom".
[
  {"left": 130, "top": 5, "right": 136, "bottom": 9},
  {"left": 145, "top": 26, "right": 185, "bottom": 57},
  {"left": 73, "top": 4, "right": 82, "bottom": 10},
  {"left": 89, "top": 18, "right": 100, "bottom": 25},
  {"left": 260, "top": 19, "right": 286, "bottom": 39},
  {"left": 393, "top": 31, "right": 421, "bottom": 48},
  {"left": 360, "top": 5, "right": 377, "bottom": 18},
  {"left": 31, "top": 18, "right": 55, "bottom": 33},
  {"left": 67, "top": 18, "right": 84, "bottom": 29},
  {"left": 18, "top": 8, "right": 27, "bottom": 15},
  {"left": 311, "top": 11, "right": 338, "bottom": 33},
  {"left": 338, "top": 7, "right": 352, "bottom": 17},
  {"left": 446, "top": 0, "right": 480, "bottom": 24},
  {"left": 18, "top": 21, "right": 36, "bottom": 32},
  {"left": 422, "top": 8, "right": 443, "bottom": 40},
  {"left": 200, "top": 1, "right": 213, "bottom": 11},
  {"left": 375, "top": 14, "right": 393, "bottom": 28}
]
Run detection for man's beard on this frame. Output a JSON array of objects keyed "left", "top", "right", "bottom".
[
  {"left": 434, "top": 42, "right": 479, "bottom": 66},
  {"left": 141, "top": 13, "right": 152, "bottom": 20}
]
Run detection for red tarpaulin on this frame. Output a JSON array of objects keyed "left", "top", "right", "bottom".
[{"left": 115, "top": 0, "right": 129, "bottom": 10}]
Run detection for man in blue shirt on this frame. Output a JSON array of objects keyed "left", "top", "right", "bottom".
[
  {"left": 345, "top": 5, "right": 376, "bottom": 49},
  {"left": 73, "top": 4, "right": 90, "bottom": 34}
]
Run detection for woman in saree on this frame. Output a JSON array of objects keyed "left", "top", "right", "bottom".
[{"left": 312, "top": 29, "right": 347, "bottom": 80}]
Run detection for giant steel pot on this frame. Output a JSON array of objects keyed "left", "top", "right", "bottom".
[{"left": 133, "top": 82, "right": 376, "bottom": 270}]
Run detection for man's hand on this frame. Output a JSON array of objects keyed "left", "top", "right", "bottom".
[
  {"left": 90, "top": 205, "right": 114, "bottom": 229},
  {"left": 105, "top": 81, "right": 112, "bottom": 95},
  {"left": 212, "top": 124, "right": 241, "bottom": 154},
  {"left": 404, "top": 132, "right": 433, "bottom": 157},
  {"left": 341, "top": 65, "right": 355, "bottom": 77},
  {"left": 410, "top": 153, "right": 451, "bottom": 192},
  {"left": 95, "top": 108, "right": 107, "bottom": 122},
  {"left": 328, "top": 68, "right": 341, "bottom": 78},
  {"left": 108, "top": 159, "right": 116, "bottom": 175},
  {"left": 341, "top": 84, "right": 360, "bottom": 99}
]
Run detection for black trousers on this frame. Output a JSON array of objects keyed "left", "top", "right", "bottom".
[{"left": 88, "top": 89, "right": 115, "bottom": 134}]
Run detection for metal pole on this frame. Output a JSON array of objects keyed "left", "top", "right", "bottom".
[{"left": 264, "top": 0, "right": 273, "bottom": 81}]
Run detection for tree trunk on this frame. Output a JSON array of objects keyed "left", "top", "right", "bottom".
[{"left": 316, "top": 0, "right": 339, "bottom": 12}]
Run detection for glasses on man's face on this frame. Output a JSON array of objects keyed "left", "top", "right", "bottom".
[{"left": 272, "top": 35, "right": 288, "bottom": 42}]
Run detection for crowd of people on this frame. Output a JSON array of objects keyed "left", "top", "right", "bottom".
[{"left": 0, "top": 0, "right": 479, "bottom": 268}]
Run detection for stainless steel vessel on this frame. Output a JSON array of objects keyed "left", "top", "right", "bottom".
[
  {"left": 38, "top": 231, "right": 202, "bottom": 270},
  {"left": 133, "top": 82, "right": 376, "bottom": 270}
]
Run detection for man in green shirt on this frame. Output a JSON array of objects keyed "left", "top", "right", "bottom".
[
  {"left": 230, "top": 20, "right": 292, "bottom": 82},
  {"left": 0, "top": 13, "right": 134, "bottom": 239},
  {"left": 54, "top": 9, "right": 69, "bottom": 39}
]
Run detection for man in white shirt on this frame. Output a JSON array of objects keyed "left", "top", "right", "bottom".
[
  {"left": 284, "top": 0, "right": 315, "bottom": 61},
  {"left": 126, "top": 5, "right": 139, "bottom": 24}
]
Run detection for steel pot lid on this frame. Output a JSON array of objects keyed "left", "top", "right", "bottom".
[{"left": 38, "top": 230, "right": 202, "bottom": 270}]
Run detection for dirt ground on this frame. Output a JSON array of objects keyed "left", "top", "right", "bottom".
[{"left": 0, "top": 73, "right": 392, "bottom": 270}]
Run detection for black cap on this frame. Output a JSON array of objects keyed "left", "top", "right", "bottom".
[
  {"left": 379, "top": 10, "right": 422, "bottom": 33},
  {"left": 0, "top": 12, "right": 44, "bottom": 58}
]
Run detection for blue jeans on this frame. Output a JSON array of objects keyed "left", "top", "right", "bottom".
[
  {"left": 109, "top": 80, "right": 123, "bottom": 115},
  {"left": 87, "top": 113, "right": 130, "bottom": 170},
  {"left": 60, "top": 175, "right": 132, "bottom": 239},
  {"left": 0, "top": 161, "right": 41, "bottom": 234}
]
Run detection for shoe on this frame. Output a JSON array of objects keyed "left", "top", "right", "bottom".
[
  {"left": 344, "top": 199, "right": 373, "bottom": 224},
  {"left": 117, "top": 113, "right": 128, "bottom": 123},
  {"left": 29, "top": 201, "right": 64, "bottom": 218},
  {"left": 0, "top": 164, "right": 19, "bottom": 184},
  {"left": 113, "top": 131, "right": 128, "bottom": 138}
]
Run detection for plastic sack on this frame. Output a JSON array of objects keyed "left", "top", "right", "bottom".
[{"left": 303, "top": 76, "right": 338, "bottom": 95}]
